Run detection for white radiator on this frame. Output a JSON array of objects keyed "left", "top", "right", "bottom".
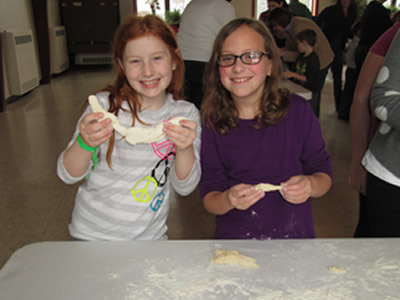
[
  {"left": 2, "top": 30, "right": 39, "bottom": 96},
  {"left": 49, "top": 26, "right": 69, "bottom": 74}
]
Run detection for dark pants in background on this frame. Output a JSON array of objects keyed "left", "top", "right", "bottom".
[
  {"left": 183, "top": 60, "right": 207, "bottom": 110},
  {"left": 329, "top": 41, "right": 344, "bottom": 111},
  {"left": 309, "top": 66, "right": 329, "bottom": 118},
  {"left": 353, "top": 193, "right": 370, "bottom": 237},
  {"left": 338, "top": 67, "right": 358, "bottom": 120},
  {"left": 365, "top": 173, "right": 400, "bottom": 237}
]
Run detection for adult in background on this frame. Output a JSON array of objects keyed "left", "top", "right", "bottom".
[
  {"left": 259, "top": 0, "right": 289, "bottom": 24},
  {"left": 354, "top": 0, "right": 392, "bottom": 74},
  {"left": 259, "top": 0, "right": 290, "bottom": 48},
  {"left": 268, "top": 8, "right": 334, "bottom": 117},
  {"left": 289, "top": 0, "right": 312, "bottom": 19},
  {"left": 348, "top": 22, "right": 400, "bottom": 237},
  {"left": 177, "top": 0, "right": 235, "bottom": 109},
  {"left": 362, "top": 30, "right": 400, "bottom": 237},
  {"left": 316, "top": 0, "right": 358, "bottom": 112}
]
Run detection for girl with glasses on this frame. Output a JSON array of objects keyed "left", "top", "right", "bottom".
[{"left": 199, "top": 18, "right": 332, "bottom": 240}]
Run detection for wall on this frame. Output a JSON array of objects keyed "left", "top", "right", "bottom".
[
  {"left": 0, "top": 0, "right": 134, "bottom": 101},
  {"left": 232, "top": 0, "right": 253, "bottom": 18},
  {"left": 317, "top": 0, "right": 336, "bottom": 13},
  {"left": 0, "top": 0, "right": 39, "bottom": 99}
]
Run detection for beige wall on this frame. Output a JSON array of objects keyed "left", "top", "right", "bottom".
[
  {"left": 317, "top": 0, "right": 336, "bottom": 14},
  {"left": 231, "top": 0, "right": 254, "bottom": 18}
]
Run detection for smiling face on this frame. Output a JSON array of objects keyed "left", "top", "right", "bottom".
[
  {"left": 218, "top": 25, "right": 272, "bottom": 105},
  {"left": 119, "top": 34, "right": 176, "bottom": 109}
]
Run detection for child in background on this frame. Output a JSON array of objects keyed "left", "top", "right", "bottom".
[
  {"left": 199, "top": 18, "right": 332, "bottom": 240},
  {"left": 282, "top": 29, "right": 320, "bottom": 93},
  {"left": 57, "top": 15, "right": 201, "bottom": 241},
  {"left": 338, "top": 22, "right": 361, "bottom": 120}
]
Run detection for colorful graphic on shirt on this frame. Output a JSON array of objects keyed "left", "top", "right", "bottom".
[
  {"left": 131, "top": 176, "right": 158, "bottom": 203},
  {"left": 150, "top": 192, "right": 165, "bottom": 211},
  {"left": 296, "top": 61, "right": 306, "bottom": 76},
  {"left": 152, "top": 140, "right": 176, "bottom": 159},
  {"left": 131, "top": 151, "right": 176, "bottom": 203}
]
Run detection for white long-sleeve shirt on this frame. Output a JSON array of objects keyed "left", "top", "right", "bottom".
[
  {"left": 177, "top": 0, "right": 235, "bottom": 62},
  {"left": 57, "top": 92, "right": 201, "bottom": 240}
]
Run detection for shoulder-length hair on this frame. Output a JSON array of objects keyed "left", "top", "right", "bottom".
[
  {"left": 336, "top": 0, "right": 358, "bottom": 25},
  {"left": 98, "top": 15, "right": 184, "bottom": 167},
  {"left": 201, "top": 18, "right": 289, "bottom": 134}
]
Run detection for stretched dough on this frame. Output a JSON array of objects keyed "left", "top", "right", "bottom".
[
  {"left": 211, "top": 250, "right": 259, "bottom": 269},
  {"left": 88, "top": 95, "right": 188, "bottom": 145},
  {"left": 255, "top": 183, "right": 282, "bottom": 192}
]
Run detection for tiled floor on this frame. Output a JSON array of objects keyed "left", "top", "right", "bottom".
[{"left": 0, "top": 67, "right": 359, "bottom": 269}]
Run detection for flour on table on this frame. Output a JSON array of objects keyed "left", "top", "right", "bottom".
[
  {"left": 88, "top": 94, "right": 188, "bottom": 145},
  {"left": 328, "top": 266, "right": 347, "bottom": 274},
  {"left": 211, "top": 249, "right": 259, "bottom": 269}
]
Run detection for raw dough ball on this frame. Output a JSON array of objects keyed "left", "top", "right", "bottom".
[
  {"left": 328, "top": 266, "right": 347, "bottom": 274},
  {"left": 211, "top": 250, "right": 259, "bottom": 269}
]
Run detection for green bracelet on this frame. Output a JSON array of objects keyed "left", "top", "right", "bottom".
[{"left": 77, "top": 133, "right": 99, "bottom": 174}]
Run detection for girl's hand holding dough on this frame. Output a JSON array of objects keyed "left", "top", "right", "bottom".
[
  {"left": 280, "top": 175, "right": 312, "bottom": 204},
  {"left": 79, "top": 112, "right": 114, "bottom": 148},
  {"left": 227, "top": 184, "right": 264, "bottom": 210}
]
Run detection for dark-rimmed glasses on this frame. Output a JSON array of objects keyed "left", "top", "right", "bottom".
[{"left": 217, "top": 51, "right": 268, "bottom": 67}]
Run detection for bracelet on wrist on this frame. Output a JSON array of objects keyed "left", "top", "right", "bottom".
[{"left": 76, "top": 133, "right": 99, "bottom": 175}]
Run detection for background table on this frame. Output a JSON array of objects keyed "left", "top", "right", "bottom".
[
  {"left": 1, "top": 239, "right": 399, "bottom": 299},
  {"left": 280, "top": 79, "right": 312, "bottom": 100}
]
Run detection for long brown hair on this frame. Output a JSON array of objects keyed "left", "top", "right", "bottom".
[
  {"left": 97, "top": 15, "right": 184, "bottom": 167},
  {"left": 201, "top": 18, "right": 289, "bottom": 134}
]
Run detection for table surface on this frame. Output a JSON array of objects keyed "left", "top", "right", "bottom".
[
  {"left": 279, "top": 79, "right": 312, "bottom": 100},
  {"left": 1, "top": 239, "right": 399, "bottom": 300}
]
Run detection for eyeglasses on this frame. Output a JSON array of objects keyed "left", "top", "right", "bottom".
[{"left": 217, "top": 51, "right": 268, "bottom": 67}]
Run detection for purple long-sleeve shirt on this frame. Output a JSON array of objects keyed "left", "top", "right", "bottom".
[{"left": 199, "top": 94, "right": 332, "bottom": 239}]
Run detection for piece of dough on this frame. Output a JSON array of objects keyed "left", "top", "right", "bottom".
[
  {"left": 328, "top": 266, "right": 347, "bottom": 274},
  {"left": 88, "top": 95, "right": 188, "bottom": 145},
  {"left": 211, "top": 250, "right": 259, "bottom": 269},
  {"left": 88, "top": 95, "right": 119, "bottom": 125},
  {"left": 255, "top": 183, "right": 282, "bottom": 192}
]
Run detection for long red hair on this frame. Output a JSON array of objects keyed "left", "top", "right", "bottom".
[{"left": 98, "top": 15, "right": 184, "bottom": 167}]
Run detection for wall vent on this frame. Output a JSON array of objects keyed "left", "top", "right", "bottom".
[
  {"left": 49, "top": 26, "right": 70, "bottom": 74},
  {"left": 1, "top": 30, "right": 39, "bottom": 96}
]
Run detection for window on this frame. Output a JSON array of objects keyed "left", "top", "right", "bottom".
[
  {"left": 136, "top": 0, "right": 191, "bottom": 19},
  {"left": 136, "top": 1, "right": 166, "bottom": 17},
  {"left": 169, "top": 0, "right": 191, "bottom": 12}
]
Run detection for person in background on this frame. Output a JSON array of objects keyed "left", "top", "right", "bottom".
[
  {"left": 259, "top": 0, "right": 289, "bottom": 23},
  {"left": 361, "top": 30, "right": 400, "bottom": 237},
  {"left": 392, "top": 10, "right": 400, "bottom": 23},
  {"left": 288, "top": 0, "right": 312, "bottom": 19},
  {"left": 354, "top": 0, "right": 392, "bottom": 74},
  {"left": 316, "top": 0, "right": 358, "bottom": 113},
  {"left": 199, "top": 18, "right": 332, "bottom": 240},
  {"left": 337, "top": 22, "right": 361, "bottom": 120},
  {"left": 177, "top": 0, "right": 235, "bottom": 109},
  {"left": 348, "top": 21, "right": 400, "bottom": 237},
  {"left": 282, "top": 29, "right": 320, "bottom": 94},
  {"left": 267, "top": 8, "right": 334, "bottom": 117},
  {"left": 57, "top": 15, "right": 201, "bottom": 241},
  {"left": 259, "top": 0, "right": 290, "bottom": 48}
]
